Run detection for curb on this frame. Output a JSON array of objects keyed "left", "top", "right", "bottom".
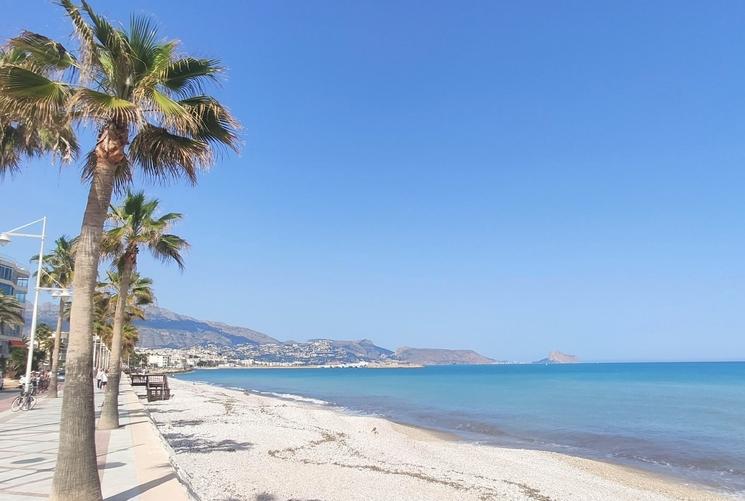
[{"left": 125, "top": 383, "right": 202, "bottom": 501}]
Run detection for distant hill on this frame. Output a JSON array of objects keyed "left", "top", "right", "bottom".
[
  {"left": 23, "top": 303, "right": 64, "bottom": 332},
  {"left": 395, "top": 347, "right": 495, "bottom": 366},
  {"left": 135, "top": 306, "right": 279, "bottom": 348},
  {"left": 25, "top": 303, "right": 493, "bottom": 365},
  {"left": 533, "top": 351, "right": 579, "bottom": 364}
]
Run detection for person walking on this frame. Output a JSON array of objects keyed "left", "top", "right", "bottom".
[
  {"left": 101, "top": 370, "right": 108, "bottom": 391},
  {"left": 96, "top": 369, "right": 103, "bottom": 390}
]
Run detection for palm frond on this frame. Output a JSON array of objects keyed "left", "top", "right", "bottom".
[
  {"left": 31, "top": 235, "right": 76, "bottom": 289},
  {"left": 100, "top": 270, "right": 155, "bottom": 322},
  {"left": 127, "top": 14, "right": 159, "bottom": 77},
  {"left": 150, "top": 233, "right": 188, "bottom": 270},
  {"left": 133, "top": 41, "right": 176, "bottom": 94},
  {"left": 0, "top": 293, "right": 25, "bottom": 326},
  {"left": 0, "top": 65, "right": 69, "bottom": 109},
  {"left": 72, "top": 88, "right": 139, "bottom": 122},
  {"left": 80, "top": 0, "right": 133, "bottom": 95},
  {"left": 180, "top": 96, "right": 239, "bottom": 150},
  {"left": 57, "top": 0, "right": 97, "bottom": 81},
  {"left": 149, "top": 88, "right": 197, "bottom": 132},
  {"left": 7, "top": 31, "right": 75, "bottom": 72},
  {"left": 129, "top": 125, "right": 210, "bottom": 184},
  {"left": 0, "top": 123, "right": 36, "bottom": 176},
  {"left": 161, "top": 57, "right": 222, "bottom": 96}
]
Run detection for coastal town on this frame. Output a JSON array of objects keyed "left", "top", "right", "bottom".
[{"left": 139, "top": 340, "right": 403, "bottom": 369}]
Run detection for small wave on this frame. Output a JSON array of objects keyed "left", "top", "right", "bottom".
[{"left": 256, "top": 390, "right": 329, "bottom": 406}]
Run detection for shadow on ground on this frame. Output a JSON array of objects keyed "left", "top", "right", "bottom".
[
  {"left": 100, "top": 461, "right": 126, "bottom": 469},
  {"left": 147, "top": 408, "right": 184, "bottom": 414},
  {"left": 162, "top": 432, "right": 253, "bottom": 453},
  {"left": 255, "top": 494, "right": 321, "bottom": 501},
  {"left": 104, "top": 472, "right": 176, "bottom": 501},
  {"left": 167, "top": 418, "right": 205, "bottom": 427}
]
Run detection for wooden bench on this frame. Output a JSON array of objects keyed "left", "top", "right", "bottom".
[
  {"left": 145, "top": 374, "right": 171, "bottom": 402},
  {"left": 129, "top": 373, "right": 173, "bottom": 401}
]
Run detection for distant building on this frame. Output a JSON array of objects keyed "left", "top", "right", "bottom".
[
  {"left": 0, "top": 255, "right": 29, "bottom": 360},
  {"left": 147, "top": 353, "right": 169, "bottom": 368}
]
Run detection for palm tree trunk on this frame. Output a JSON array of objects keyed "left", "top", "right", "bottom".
[
  {"left": 48, "top": 298, "right": 65, "bottom": 398},
  {"left": 51, "top": 123, "right": 126, "bottom": 501},
  {"left": 98, "top": 255, "right": 132, "bottom": 430}
]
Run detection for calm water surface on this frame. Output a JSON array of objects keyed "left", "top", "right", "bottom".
[{"left": 176, "top": 362, "right": 745, "bottom": 492}]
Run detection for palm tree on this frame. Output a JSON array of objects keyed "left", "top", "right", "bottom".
[
  {"left": 77, "top": 271, "right": 153, "bottom": 366},
  {"left": 0, "top": 293, "right": 24, "bottom": 335},
  {"left": 98, "top": 192, "right": 186, "bottom": 429},
  {"left": 31, "top": 236, "right": 75, "bottom": 398},
  {"left": 35, "top": 323, "right": 54, "bottom": 364},
  {"left": 120, "top": 322, "right": 140, "bottom": 362},
  {"left": 97, "top": 271, "right": 152, "bottom": 362},
  {"left": 101, "top": 270, "right": 155, "bottom": 322},
  {"left": 0, "top": 3, "right": 238, "bottom": 498}
]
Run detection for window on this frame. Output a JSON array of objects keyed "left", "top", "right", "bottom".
[
  {"left": 15, "top": 293, "right": 26, "bottom": 303},
  {"left": 0, "top": 265, "right": 12, "bottom": 281},
  {"left": 16, "top": 277, "right": 28, "bottom": 288},
  {"left": 0, "top": 283, "right": 13, "bottom": 295}
]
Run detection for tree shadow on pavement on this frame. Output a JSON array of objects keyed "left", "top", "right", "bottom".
[{"left": 104, "top": 472, "right": 176, "bottom": 501}]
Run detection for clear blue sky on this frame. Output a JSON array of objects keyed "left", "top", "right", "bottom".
[{"left": 2, "top": 1, "right": 745, "bottom": 362}]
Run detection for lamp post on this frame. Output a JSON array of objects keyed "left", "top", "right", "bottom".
[{"left": 0, "top": 217, "right": 47, "bottom": 395}]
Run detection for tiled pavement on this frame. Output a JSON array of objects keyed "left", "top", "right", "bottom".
[{"left": 0, "top": 383, "right": 190, "bottom": 500}]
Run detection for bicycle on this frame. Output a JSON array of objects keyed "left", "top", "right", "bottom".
[
  {"left": 36, "top": 378, "right": 48, "bottom": 393},
  {"left": 10, "top": 389, "right": 36, "bottom": 412}
]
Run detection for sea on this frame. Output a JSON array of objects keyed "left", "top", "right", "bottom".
[{"left": 175, "top": 362, "right": 745, "bottom": 493}]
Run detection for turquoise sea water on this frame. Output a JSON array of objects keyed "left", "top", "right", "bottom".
[{"left": 175, "top": 362, "right": 745, "bottom": 492}]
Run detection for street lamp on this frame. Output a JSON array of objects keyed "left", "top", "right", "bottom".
[{"left": 0, "top": 217, "right": 47, "bottom": 395}]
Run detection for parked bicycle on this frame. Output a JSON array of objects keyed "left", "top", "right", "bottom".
[
  {"left": 37, "top": 375, "right": 49, "bottom": 393},
  {"left": 10, "top": 389, "right": 36, "bottom": 412}
]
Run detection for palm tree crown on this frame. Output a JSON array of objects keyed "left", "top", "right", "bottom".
[
  {"left": 0, "top": 0, "right": 239, "bottom": 180},
  {"left": 95, "top": 270, "right": 154, "bottom": 350},
  {"left": 100, "top": 270, "right": 154, "bottom": 322},
  {"left": 32, "top": 235, "right": 76, "bottom": 290},
  {"left": 103, "top": 190, "right": 189, "bottom": 270}
]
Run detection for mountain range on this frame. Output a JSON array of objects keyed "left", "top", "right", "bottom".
[
  {"left": 135, "top": 306, "right": 279, "bottom": 347},
  {"left": 26, "top": 303, "right": 496, "bottom": 365}
]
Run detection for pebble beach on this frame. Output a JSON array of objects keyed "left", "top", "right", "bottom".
[{"left": 139, "top": 379, "right": 732, "bottom": 501}]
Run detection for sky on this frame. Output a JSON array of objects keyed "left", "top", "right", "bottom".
[{"left": 2, "top": 1, "right": 745, "bottom": 362}]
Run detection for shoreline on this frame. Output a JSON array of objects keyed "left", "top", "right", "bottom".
[
  {"left": 178, "top": 376, "right": 742, "bottom": 495},
  {"left": 140, "top": 379, "right": 733, "bottom": 500},
  {"left": 166, "top": 363, "right": 426, "bottom": 371}
]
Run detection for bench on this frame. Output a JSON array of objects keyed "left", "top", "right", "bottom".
[
  {"left": 145, "top": 374, "right": 171, "bottom": 402},
  {"left": 129, "top": 373, "right": 172, "bottom": 401}
]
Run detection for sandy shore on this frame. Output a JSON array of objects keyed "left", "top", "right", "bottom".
[{"left": 139, "top": 379, "right": 733, "bottom": 501}]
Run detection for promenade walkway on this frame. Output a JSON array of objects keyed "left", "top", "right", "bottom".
[{"left": 0, "top": 383, "right": 190, "bottom": 500}]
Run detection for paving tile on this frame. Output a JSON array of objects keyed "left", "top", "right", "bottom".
[{"left": 0, "top": 384, "right": 189, "bottom": 501}]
